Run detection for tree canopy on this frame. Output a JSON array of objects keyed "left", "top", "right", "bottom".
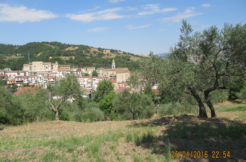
[
  {"left": 163, "top": 21, "right": 246, "bottom": 118},
  {"left": 48, "top": 74, "right": 82, "bottom": 120},
  {"left": 136, "top": 21, "right": 246, "bottom": 118},
  {"left": 94, "top": 80, "right": 114, "bottom": 102},
  {"left": 113, "top": 89, "right": 154, "bottom": 120}
]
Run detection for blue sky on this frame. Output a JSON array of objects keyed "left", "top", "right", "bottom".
[{"left": 0, "top": 0, "right": 245, "bottom": 55}]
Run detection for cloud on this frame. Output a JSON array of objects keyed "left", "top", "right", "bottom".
[
  {"left": 85, "top": 6, "right": 101, "bottom": 12},
  {"left": 108, "top": 0, "right": 125, "bottom": 3},
  {"left": 126, "top": 7, "right": 138, "bottom": 11},
  {"left": 138, "top": 4, "right": 177, "bottom": 16},
  {"left": 127, "top": 24, "right": 152, "bottom": 30},
  {"left": 162, "top": 7, "right": 202, "bottom": 23},
  {"left": 0, "top": 3, "right": 56, "bottom": 23},
  {"left": 201, "top": 3, "right": 211, "bottom": 8},
  {"left": 87, "top": 27, "right": 108, "bottom": 32},
  {"left": 66, "top": 8, "right": 124, "bottom": 22}
]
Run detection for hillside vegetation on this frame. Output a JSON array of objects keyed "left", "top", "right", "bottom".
[{"left": 0, "top": 42, "right": 144, "bottom": 70}]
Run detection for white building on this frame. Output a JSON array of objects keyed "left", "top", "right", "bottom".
[
  {"left": 77, "top": 76, "right": 104, "bottom": 93},
  {"left": 5, "top": 71, "right": 28, "bottom": 79},
  {"left": 23, "top": 61, "right": 59, "bottom": 72},
  {"left": 96, "top": 59, "right": 130, "bottom": 83}
]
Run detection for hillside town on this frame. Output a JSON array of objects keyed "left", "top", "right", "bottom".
[{"left": 0, "top": 59, "right": 131, "bottom": 95}]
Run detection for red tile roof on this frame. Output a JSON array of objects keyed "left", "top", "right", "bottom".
[
  {"left": 152, "top": 88, "right": 160, "bottom": 96},
  {"left": 14, "top": 87, "right": 36, "bottom": 96},
  {"left": 112, "top": 80, "right": 117, "bottom": 83},
  {"left": 116, "top": 87, "right": 127, "bottom": 93}
]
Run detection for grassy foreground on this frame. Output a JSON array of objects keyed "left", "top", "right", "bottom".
[{"left": 0, "top": 102, "right": 246, "bottom": 162}]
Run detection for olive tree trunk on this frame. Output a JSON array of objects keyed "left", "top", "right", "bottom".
[
  {"left": 189, "top": 88, "right": 208, "bottom": 118},
  {"left": 204, "top": 90, "right": 216, "bottom": 118},
  {"left": 55, "top": 111, "right": 60, "bottom": 120}
]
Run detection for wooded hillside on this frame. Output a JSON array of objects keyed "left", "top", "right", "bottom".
[{"left": 0, "top": 42, "right": 145, "bottom": 70}]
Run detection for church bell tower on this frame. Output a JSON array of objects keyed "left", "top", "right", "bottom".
[{"left": 112, "top": 58, "right": 116, "bottom": 69}]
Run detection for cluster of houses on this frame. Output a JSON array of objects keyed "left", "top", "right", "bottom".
[{"left": 0, "top": 59, "right": 131, "bottom": 95}]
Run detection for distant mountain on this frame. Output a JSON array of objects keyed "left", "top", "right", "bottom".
[
  {"left": 156, "top": 53, "right": 170, "bottom": 58},
  {"left": 0, "top": 42, "right": 145, "bottom": 70}
]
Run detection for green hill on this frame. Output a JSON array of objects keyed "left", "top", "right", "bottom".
[{"left": 0, "top": 42, "right": 145, "bottom": 70}]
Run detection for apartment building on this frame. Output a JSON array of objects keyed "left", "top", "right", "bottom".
[{"left": 23, "top": 61, "right": 59, "bottom": 72}]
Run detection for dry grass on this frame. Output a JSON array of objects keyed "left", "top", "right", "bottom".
[
  {"left": 65, "top": 46, "right": 79, "bottom": 51},
  {"left": 0, "top": 120, "right": 132, "bottom": 138},
  {"left": 215, "top": 102, "right": 246, "bottom": 121},
  {"left": 0, "top": 102, "right": 245, "bottom": 161},
  {"left": 0, "top": 120, "right": 165, "bottom": 162}
]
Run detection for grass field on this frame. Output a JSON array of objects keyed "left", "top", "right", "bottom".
[{"left": 0, "top": 102, "right": 246, "bottom": 162}]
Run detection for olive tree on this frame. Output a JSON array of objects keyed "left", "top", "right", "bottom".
[
  {"left": 165, "top": 21, "right": 245, "bottom": 118},
  {"left": 48, "top": 74, "right": 82, "bottom": 120},
  {"left": 113, "top": 89, "right": 154, "bottom": 120}
]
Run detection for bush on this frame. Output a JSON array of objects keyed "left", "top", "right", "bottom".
[
  {"left": 0, "top": 112, "right": 9, "bottom": 124},
  {"left": 113, "top": 90, "right": 154, "bottom": 120},
  {"left": 60, "top": 102, "right": 81, "bottom": 121},
  {"left": 0, "top": 86, "right": 12, "bottom": 124},
  {"left": 209, "top": 90, "right": 229, "bottom": 103},
  {"left": 81, "top": 107, "right": 104, "bottom": 122},
  {"left": 60, "top": 101, "right": 104, "bottom": 122},
  {"left": 99, "top": 92, "right": 116, "bottom": 115},
  {"left": 237, "top": 87, "right": 246, "bottom": 100},
  {"left": 159, "top": 102, "right": 197, "bottom": 116},
  {"left": 12, "top": 89, "right": 53, "bottom": 123}
]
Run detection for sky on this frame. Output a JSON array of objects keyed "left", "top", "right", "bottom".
[{"left": 0, "top": 0, "right": 245, "bottom": 55}]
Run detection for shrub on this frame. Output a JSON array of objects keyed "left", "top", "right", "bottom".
[
  {"left": 209, "top": 90, "right": 229, "bottom": 103},
  {"left": 113, "top": 90, "right": 154, "bottom": 120},
  {"left": 12, "top": 89, "right": 53, "bottom": 123},
  {"left": 81, "top": 107, "right": 104, "bottom": 122},
  {"left": 60, "top": 102, "right": 81, "bottom": 121},
  {"left": 159, "top": 102, "right": 197, "bottom": 116},
  {"left": 237, "top": 87, "right": 246, "bottom": 100},
  {"left": 99, "top": 92, "right": 116, "bottom": 115},
  {"left": 60, "top": 101, "right": 105, "bottom": 122},
  {"left": 0, "top": 86, "right": 13, "bottom": 124}
]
